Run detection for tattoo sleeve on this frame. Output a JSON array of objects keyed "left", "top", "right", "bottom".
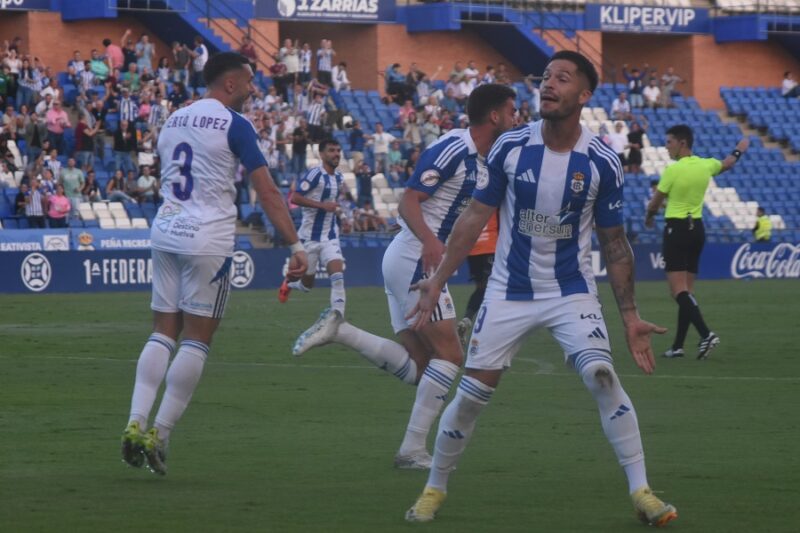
[{"left": 597, "top": 225, "right": 638, "bottom": 320}]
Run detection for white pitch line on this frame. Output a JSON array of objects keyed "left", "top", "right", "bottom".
[{"left": 1, "top": 354, "right": 799, "bottom": 382}]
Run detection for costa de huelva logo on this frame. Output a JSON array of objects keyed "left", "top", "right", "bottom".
[
  {"left": 21, "top": 252, "right": 52, "bottom": 292},
  {"left": 230, "top": 251, "right": 255, "bottom": 288}
]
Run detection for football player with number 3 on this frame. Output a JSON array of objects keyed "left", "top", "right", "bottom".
[{"left": 120, "top": 52, "right": 308, "bottom": 475}]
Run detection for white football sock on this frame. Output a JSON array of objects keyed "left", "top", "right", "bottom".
[
  {"left": 398, "top": 358, "right": 460, "bottom": 456},
  {"left": 128, "top": 333, "right": 175, "bottom": 428},
  {"left": 581, "top": 362, "right": 648, "bottom": 493},
  {"left": 329, "top": 272, "right": 346, "bottom": 316},
  {"left": 153, "top": 340, "right": 209, "bottom": 442},
  {"left": 288, "top": 280, "right": 311, "bottom": 292},
  {"left": 334, "top": 322, "right": 417, "bottom": 384},
  {"left": 427, "top": 375, "right": 493, "bottom": 492}
]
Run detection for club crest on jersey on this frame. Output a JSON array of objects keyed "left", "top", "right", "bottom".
[
  {"left": 420, "top": 169, "right": 440, "bottom": 187},
  {"left": 570, "top": 172, "right": 585, "bottom": 194},
  {"left": 300, "top": 180, "right": 311, "bottom": 192},
  {"left": 476, "top": 165, "right": 489, "bottom": 190}
]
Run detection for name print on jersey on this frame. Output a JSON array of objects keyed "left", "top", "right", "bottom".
[{"left": 164, "top": 114, "right": 230, "bottom": 131}]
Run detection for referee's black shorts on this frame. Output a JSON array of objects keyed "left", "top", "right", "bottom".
[
  {"left": 467, "top": 253, "right": 494, "bottom": 284},
  {"left": 662, "top": 218, "right": 705, "bottom": 273}
]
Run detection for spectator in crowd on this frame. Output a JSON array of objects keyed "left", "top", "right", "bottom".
[
  {"left": 627, "top": 118, "right": 647, "bottom": 175},
  {"left": 332, "top": 61, "right": 351, "bottom": 91},
  {"left": 15, "top": 182, "right": 28, "bottom": 214},
  {"left": 611, "top": 91, "right": 633, "bottom": 121},
  {"left": 518, "top": 100, "right": 533, "bottom": 124},
  {"left": 403, "top": 112, "right": 422, "bottom": 149},
  {"left": 405, "top": 147, "right": 420, "bottom": 182},
  {"left": 45, "top": 100, "right": 70, "bottom": 154},
  {"left": 753, "top": 206, "right": 772, "bottom": 242},
  {"left": 78, "top": 60, "right": 96, "bottom": 94},
  {"left": 60, "top": 157, "right": 85, "bottom": 215},
  {"left": 113, "top": 119, "right": 138, "bottom": 175},
  {"left": 279, "top": 39, "right": 300, "bottom": 87},
  {"left": 387, "top": 162, "right": 404, "bottom": 188},
  {"left": 121, "top": 63, "right": 141, "bottom": 92},
  {"left": 155, "top": 56, "right": 171, "bottom": 84},
  {"left": 40, "top": 77, "right": 62, "bottom": 103},
  {"left": 0, "top": 159, "right": 14, "bottom": 187},
  {"left": 75, "top": 112, "right": 98, "bottom": 171},
  {"left": 405, "top": 62, "right": 425, "bottom": 94},
  {"left": 103, "top": 32, "right": 125, "bottom": 72},
  {"left": 238, "top": 35, "right": 258, "bottom": 74},
  {"left": 660, "top": 66, "right": 684, "bottom": 108},
  {"left": 306, "top": 93, "right": 326, "bottom": 142},
  {"left": 135, "top": 33, "right": 154, "bottom": 73},
  {"left": 137, "top": 164, "right": 159, "bottom": 204},
  {"left": 623, "top": 64, "right": 648, "bottom": 108},
  {"left": 25, "top": 176, "right": 46, "bottom": 228},
  {"left": 398, "top": 99, "right": 415, "bottom": 125},
  {"left": 643, "top": 78, "right": 661, "bottom": 109},
  {"left": 355, "top": 159, "right": 373, "bottom": 207},
  {"left": 608, "top": 121, "right": 629, "bottom": 169},
  {"left": 0, "top": 64, "right": 10, "bottom": 109},
  {"left": 291, "top": 117, "right": 309, "bottom": 182},
  {"left": 388, "top": 139, "right": 403, "bottom": 169},
  {"left": 189, "top": 35, "right": 209, "bottom": 93},
  {"left": 385, "top": 63, "right": 411, "bottom": 103},
  {"left": 355, "top": 199, "right": 387, "bottom": 231},
  {"left": 106, "top": 169, "right": 134, "bottom": 203},
  {"left": 171, "top": 41, "right": 190, "bottom": 84},
  {"left": 124, "top": 168, "right": 142, "bottom": 202},
  {"left": 440, "top": 87, "right": 458, "bottom": 114},
  {"left": 316, "top": 39, "right": 335, "bottom": 86},
  {"left": 349, "top": 119, "right": 366, "bottom": 169},
  {"left": 42, "top": 157, "right": 59, "bottom": 191},
  {"left": 121, "top": 30, "right": 138, "bottom": 71},
  {"left": 35, "top": 93, "right": 54, "bottom": 116},
  {"left": 421, "top": 114, "right": 441, "bottom": 148},
  {"left": 46, "top": 183, "right": 71, "bottom": 227},
  {"left": 299, "top": 42, "right": 312, "bottom": 83},
  {"left": 370, "top": 122, "right": 395, "bottom": 176},
  {"left": 168, "top": 80, "right": 189, "bottom": 109},
  {"left": 781, "top": 71, "right": 800, "bottom": 98},
  {"left": 82, "top": 169, "right": 102, "bottom": 202}
]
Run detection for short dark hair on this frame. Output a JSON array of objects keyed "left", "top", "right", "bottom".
[
  {"left": 319, "top": 138, "right": 341, "bottom": 152},
  {"left": 203, "top": 52, "right": 251, "bottom": 86},
  {"left": 666, "top": 124, "right": 694, "bottom": 149},
  {"left": 549, "top": 51, "right": 599, "bottom": 93},
  {"left": 102, "top": 38, "right": 111, "bottom": 47},
  {"left": 466, "top": 83, "right": 517, "bottom": 125}
]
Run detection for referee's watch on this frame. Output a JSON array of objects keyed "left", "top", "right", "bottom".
[{"left": 731, "top": 149, "right": 742, "bottom": 160}]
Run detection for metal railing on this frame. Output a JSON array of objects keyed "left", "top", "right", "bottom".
[{"left": 112, "top": 0, "right": 188, "bottom": 12}]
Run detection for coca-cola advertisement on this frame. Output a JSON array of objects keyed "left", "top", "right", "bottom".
[{"left": 731, "top": 243, "right": 800, "bottom": 279}]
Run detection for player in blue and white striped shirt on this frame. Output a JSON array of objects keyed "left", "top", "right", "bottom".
[
  {"left": 292, "top": 84, "right": 517, "bottom": 470},
  {"left": 279, "top": 139, "right": 347, "bottom": 316},
  {"left": 405, "top": 52, "right": 678, "bottom": 527}
]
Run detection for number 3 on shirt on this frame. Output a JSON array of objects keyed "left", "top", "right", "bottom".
[{"left": 172, "top": 142, "right": 194, "bottom": 200}]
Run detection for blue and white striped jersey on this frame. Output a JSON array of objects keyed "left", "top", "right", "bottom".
[
  {"left": 152, "top": 98, "right": 267, "bottom": 256},
  {"left": 399, "top": 128, "right": 481, "bottom": 244},
  {"left": 475, "top": 121, "right": 624, "bottom": 301},
  {"left": 297, "top": 166, "right": 343, "bottom": 242}
]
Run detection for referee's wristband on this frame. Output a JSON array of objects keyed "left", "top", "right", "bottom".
[
  {"left": 731, "top": 149, "right": 742, "bottom": 160},
  {"left": 289, "top": 241, "right": 305, "bottom": 254}
]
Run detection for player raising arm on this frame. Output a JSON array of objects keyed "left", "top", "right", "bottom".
[
  {"left": 404, "top": 51, "right": 677, "bottom": 528},
  {"left": 120, "top": 52, "right": 307, "bottom": 476}
]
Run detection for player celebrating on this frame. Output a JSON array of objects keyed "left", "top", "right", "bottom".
[
  {"left": 404, "top": 51, "right": 677, "bottom": 527},
  {"left": 120, "top": 52, "right": 307, "bottom": 475},
  {"left": 291, "top": 84, "right": 517, "bottom": 469},
  {"left": 278, "top": 139, "right": 347, "bottom": 316}
]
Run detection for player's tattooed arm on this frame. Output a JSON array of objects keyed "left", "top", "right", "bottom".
[{"left": 597, "top": 225, "right": 638, "bottom": 322}]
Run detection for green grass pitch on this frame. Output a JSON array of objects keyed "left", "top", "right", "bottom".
[{"left": 1, "top": 280, "right": 798, "bottom": 532}]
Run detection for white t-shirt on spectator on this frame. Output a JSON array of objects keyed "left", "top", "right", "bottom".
[
  {"left": 608, "top": 132, "right": 628, "bottom": 154},
  {"left": 332, "top": 66, "right": 350, "bottom": 91},
  {"left": 643, "top": 85, "right": 661, "bottom": 104},
  {"left": 193, "top": 44, "right": 208, "bottom": 72},
  {"left": 611, "top": 98, "right": 630, "bottom": 116},
  {"left": 782, "top": 78, "right": 798, "bottom": 96},
  {"left": 372, "top": 132, "right": 395, "bottom": 155},
  {"left": 35, "top": 99, "right": 52, "bottom": 115},
  {"left": 463, "top": 67, "right": 479, "bottom": 89},
  {"left": 40, "top": 86, "right": 61, "bottom": 101}
]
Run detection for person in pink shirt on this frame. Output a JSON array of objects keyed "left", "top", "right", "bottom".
[
  {"left": 47, "top": 183, "right": 71, "bottom": 228},
  {"left": 45, "top": 100, "right": 70, "bottom": 154},
  {"left": 103, "top": 29, "right": 130, "bottom": 72}
]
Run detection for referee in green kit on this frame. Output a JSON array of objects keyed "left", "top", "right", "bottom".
[{"left": 645, "top": 124, "right": 748, "bottom": 360}]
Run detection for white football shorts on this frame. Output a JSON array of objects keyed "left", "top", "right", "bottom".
[
  {"left": 151, "top": 249, "right": 232, "bottom": 319},
  {"left": 382, "top": 234, "right": 456, "bottom": 334},
  {"left": 465, "top": 293, "right": 613, "bottom": 372},
  {"left": 303, "top": 238, "right": 344, "bottom": 274}
]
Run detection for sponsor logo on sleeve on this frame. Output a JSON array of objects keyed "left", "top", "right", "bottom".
[{"left": 420, "top": 169, "right": 440, "bottom": 188}]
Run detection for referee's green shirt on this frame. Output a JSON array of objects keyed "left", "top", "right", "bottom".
[{"left": 657, "top": 156, "right": 722, "bottom": 219}]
